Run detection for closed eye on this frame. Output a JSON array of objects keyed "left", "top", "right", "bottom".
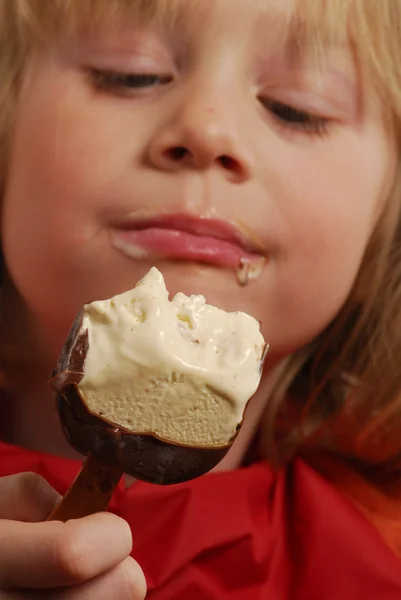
[
  {"left": 261, "top": 98, "right": 330, "bottom": 136},
  {"left": 88, "top": 69, "right": 173, "bottom": 95}
]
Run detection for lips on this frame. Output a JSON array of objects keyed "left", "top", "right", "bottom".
[{"left": 111, "top": 214, "right": 266, "bottom": 284}]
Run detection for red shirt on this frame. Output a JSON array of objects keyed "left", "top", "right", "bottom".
[{"left": 0, "top": 440, "right": 400, "bottom": 599}]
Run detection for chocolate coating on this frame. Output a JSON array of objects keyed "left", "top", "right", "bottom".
[
  {"left": 50, "top": 312, "right": 232, "bottom": 485},
  {"left": 55, "top": 384, "right": 230, "bottom": 484}
]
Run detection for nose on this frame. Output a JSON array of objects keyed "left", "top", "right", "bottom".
[{"left": 146, "top": 90, "right": 254, "bottom": 183}]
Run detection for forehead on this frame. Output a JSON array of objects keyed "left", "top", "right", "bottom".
[{"left": 16, "top": 0, "right": 350, "bottom": 45}]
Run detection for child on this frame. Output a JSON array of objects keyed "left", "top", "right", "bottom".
[{"left": 0, "top": 0, "right": 400, "bottom": 597}]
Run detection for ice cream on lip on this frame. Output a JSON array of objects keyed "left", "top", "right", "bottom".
[{"left": 110, "top": 213, "right": 268, "bottom": 286}]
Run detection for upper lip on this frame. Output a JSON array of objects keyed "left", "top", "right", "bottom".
[{"left": 114, "top": 213, "right": 265, "bottom": 255}]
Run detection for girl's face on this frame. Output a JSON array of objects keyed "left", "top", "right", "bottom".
[{"left": 1, "top": 0, "right": 396, "bottom": 363}]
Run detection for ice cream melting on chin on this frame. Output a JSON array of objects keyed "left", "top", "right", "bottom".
[{"left": 236, "top": 256, "right": 266, "bottom": 286}]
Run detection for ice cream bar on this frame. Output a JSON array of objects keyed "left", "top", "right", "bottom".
[{"left": 47, "top": 268, "right": 267, "bottom": 521}]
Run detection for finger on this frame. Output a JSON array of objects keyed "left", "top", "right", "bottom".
[
  {"left": 0, "top": 513, "right": 132, "bottom": 590},
  {"left": 0, "top": 473, "right": 61, "bottom": 522},
  {"left": 0, "top": 558, "right": 146, "bottom": 600},
  {"left": 43, "top": 557, "right": 147, "bottom": 600}
]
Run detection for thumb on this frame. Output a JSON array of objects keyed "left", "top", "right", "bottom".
[{"left": 0, "top": 472, "right": 61, "bottom": 522}]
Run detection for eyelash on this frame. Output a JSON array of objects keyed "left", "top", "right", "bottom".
[
  {"left": 88, "top": 69, "right": 172, "bottom": 94},
  {"left": 261, "top": 99, "right": 330, "bottom": 137},
  {"left": 88, "top": 69, "right": 330, "bottom": 137}
]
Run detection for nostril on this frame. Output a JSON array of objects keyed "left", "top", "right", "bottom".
[
  {"left": 165, "top": 146, "right": 189, "bottom": 161},
  {"left": 219, "top": 155, "right": 238, "bottom": 171}
]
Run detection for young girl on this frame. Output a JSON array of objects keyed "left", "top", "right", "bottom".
[{"left": 0, "top": 0, "right": 401, "bottom": 598}]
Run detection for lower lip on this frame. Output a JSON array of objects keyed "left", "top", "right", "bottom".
[{"left": 112, "top": 228, "right": 260, "bottom": 268}]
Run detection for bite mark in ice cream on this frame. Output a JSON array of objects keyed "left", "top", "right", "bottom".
[
  {"left": 48, "top": 267, "right": 267, "bottom": 520},
  {"left": 75, "top": 267, "right": 266, "bottom": 447}
]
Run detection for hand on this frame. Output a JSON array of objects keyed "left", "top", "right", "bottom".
[{"left": 0, "top": 473, "right": 146, "bottom": 599}]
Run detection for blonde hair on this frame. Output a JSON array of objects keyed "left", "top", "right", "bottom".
[{"left": 1, "top": 0, "right": 401, "bottom": 473}]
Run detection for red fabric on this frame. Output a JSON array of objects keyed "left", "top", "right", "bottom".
[{"left": 1, "top": 440, "right": 401, "bottom": 599}]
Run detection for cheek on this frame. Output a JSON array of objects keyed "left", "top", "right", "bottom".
[
  {"left": 1, "top": 69, "right": 161, "bottom": 255},
  {"left": 1, "top": 77, "right": 109, "bottom": 320},
  {"left": 289, "top": 129, "right": 392, "bottom": 268},
  {"left": 1, "top": 69, "right": 164, "bottom": 332},
  {"left": 3, "top": 80, "right": 112, "bottom": 224},
  {"left": 259, "top": 128, "right": 395, "bottom": 355}
]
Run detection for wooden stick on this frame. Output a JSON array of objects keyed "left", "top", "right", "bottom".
[{"left": 47, "top": 455, "right": 124, "bottom": 522}]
